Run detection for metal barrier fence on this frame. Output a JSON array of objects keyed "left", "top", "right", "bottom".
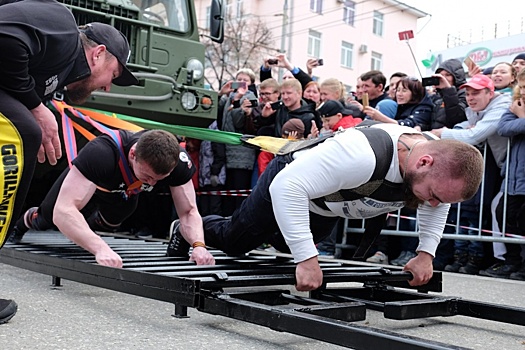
[{"left": 344, "top": 140, "right": 525, "bottom": 247}]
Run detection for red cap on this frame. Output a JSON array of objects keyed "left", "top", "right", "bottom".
[{"left": 459, "top": 74, "right": 494, "bottom": 92}]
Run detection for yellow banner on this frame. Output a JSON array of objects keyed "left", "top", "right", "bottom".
[{"left": 0, "top": 113, "right": 23, "bottom": 245}]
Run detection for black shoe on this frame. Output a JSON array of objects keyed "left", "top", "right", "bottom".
[
  {"left": 509, "top": 264, "right": 525, "bottom": 281},
  {"left": 479, "top": 262, "right": 520, "bottom": 278},
  {"left": 0, "top": 299, "right": 17, "bottom": 324},
  {"left": 166, "top": 220, "right": 190, "bottom": 258},
  {"left": 444, "top": 252, "right": 468, "bottom": 272},
  {"left": 7, "top": 207, "right": 38, "bottom": 243},
  {"left": 458, "top": 256, "right": 483, "bottom": 275}
]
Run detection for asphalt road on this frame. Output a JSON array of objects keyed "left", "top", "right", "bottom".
[{"left": 1, "top": 260, "right": 524, "bottom": 350}]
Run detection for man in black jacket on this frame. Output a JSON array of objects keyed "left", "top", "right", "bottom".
[{"left": 0, "top": 0, "right": 138, "bottom": 324}]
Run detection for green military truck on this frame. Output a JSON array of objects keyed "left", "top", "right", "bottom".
[
  {"left": 61, "top": 0, "right": 224, "bottom": 127},
  {"left": 26, "top": 0, "right": 225, "bottom": 218}
]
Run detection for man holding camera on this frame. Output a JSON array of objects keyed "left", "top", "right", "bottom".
[{"left": 261, "top": 79, "right": 320, "bottom": 139}]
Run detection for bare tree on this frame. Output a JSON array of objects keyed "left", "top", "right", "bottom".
[{"left": 203, "top": 10, "right": 275, "bottom": 90}]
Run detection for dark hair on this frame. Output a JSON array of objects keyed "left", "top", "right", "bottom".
[
  {"left": 389, "top": 71, "right": 408, "bottom": 80},
  {"left": 135, "top": 130, "right": 180, "bottom": 175},
  {"left": 360, "top": 70, "right": 387, "bottom": 88},
  {"left": 396, "top": 77, "right": 425, "bottom": 104}
]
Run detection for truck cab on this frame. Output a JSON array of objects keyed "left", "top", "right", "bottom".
[{"left": 60, "top": 0, "right": 224, "bottom": 127}]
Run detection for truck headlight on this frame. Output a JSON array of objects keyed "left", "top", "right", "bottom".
[
  {"left": 187, "top": 58, "right": 204, "bottom": 81},
  {"left": 181, "top": 91, "right": 197, "bottom": 110}
]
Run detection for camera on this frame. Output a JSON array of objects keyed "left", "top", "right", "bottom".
[
  {"left": 267, "top": 58, "right": 278, "bottom": 65},
  {"left": 231, "top": 81, "right": 247, "bottom": 90},
  {"left": 422, "top": 76, "right": 440, "bottom": 86},
  {"left": 248, "top": 99, "right": 258, "bottom": 107},
  {"left": 317, "top": 58, "right": 324, "bottom": 66},
  {"left": 270, "top": 100, "right": 284, "bottom": 110}
]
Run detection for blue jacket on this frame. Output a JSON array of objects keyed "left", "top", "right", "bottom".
[
  {"left": 395, "top": 93, "right": 434, "bottom": 131},
  {"left": 497, "top": 110, "right": 525, "bottom": 195}
]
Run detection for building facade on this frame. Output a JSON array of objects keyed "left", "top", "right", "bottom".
[{"left": 194, "top": 0, "right": 427, "bottom": 92}]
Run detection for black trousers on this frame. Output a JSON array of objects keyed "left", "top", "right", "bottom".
[
  {"left": 202, "top": 156, "right": 340, "bottom": 256},
  {"left": 0, "top": 90, "right": 42, "bottom": 247},
  {"left": 496, "top": 194, "right": 525, "bottom": 265}
]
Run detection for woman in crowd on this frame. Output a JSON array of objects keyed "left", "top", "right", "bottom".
[
  {"left": 303, "top": 80, "right": 321, "bottom": 107},
  {"left": 363, "top": 77, "right": 434, "bottom": 131},
  {"left": 491, "top": 62, "right": 517, "bottom": 95}
]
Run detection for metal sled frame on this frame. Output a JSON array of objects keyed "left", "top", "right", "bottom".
[{"left": 1, "top": 232, "right": 524, "bottom": 350}]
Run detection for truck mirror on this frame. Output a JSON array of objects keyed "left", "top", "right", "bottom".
[{"left": 209, "top": 0, "right": 224, "bottom": 43}]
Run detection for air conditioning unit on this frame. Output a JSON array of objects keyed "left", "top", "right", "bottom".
[{"left": 359, "top": 44, "right": 368, "bottom": 54}]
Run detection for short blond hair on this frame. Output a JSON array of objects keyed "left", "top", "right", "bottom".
[
  {"left": 280, "top": 78, "right": 302, "bottom": 94},
  {"left": 260, "top": 78, "right": 280, "bottom": 92}
]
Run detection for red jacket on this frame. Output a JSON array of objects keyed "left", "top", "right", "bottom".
[{"left": 332, "top": 116, "right": 362, "bottom": 131}]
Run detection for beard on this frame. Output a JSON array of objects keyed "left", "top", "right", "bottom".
[
  {"left": 402, "top": 170, "right": 425, "bottom": 209},
  {"left": 65, "top": 77, "right": 97, "bottom": 104}
]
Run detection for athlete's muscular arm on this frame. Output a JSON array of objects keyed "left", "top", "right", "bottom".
[
  {"left": 53, "top": 166, "right": 123, "bottom": 267},
  {"left": 170, "top": 180, "right": 215, "bottom": 265}
]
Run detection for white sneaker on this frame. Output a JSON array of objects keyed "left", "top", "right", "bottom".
[{"left": 366, "top": 251, "right": 389, "bottom": 264}]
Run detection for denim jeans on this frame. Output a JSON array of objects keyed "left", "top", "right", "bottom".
[
  {"left": 449, "top": 208, "right": 484, "bottom": 257},
  {"left": 202, "top": 156, "right": 339, "bottom": 256}
]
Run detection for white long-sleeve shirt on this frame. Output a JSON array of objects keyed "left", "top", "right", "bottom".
[
  {"left": 269, "top": 123, "right": 450, "bottom": 263},
  {"left": 441, "top": 93, "right": 510, "bottom": 168}
]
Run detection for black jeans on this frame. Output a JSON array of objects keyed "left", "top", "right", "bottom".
[
  {"left": 0, "top": 89, "right": 42, "bottom": 247},
  {"left": 203, "top": 156, "right": 340, "bottom": 256},
  {"left": 496, "top": 194, "right": 525, "bottom": 265}
]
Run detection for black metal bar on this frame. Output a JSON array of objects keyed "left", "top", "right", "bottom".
[
  {"left": 2, "top": 231, "right": 524, "bottom": 350},
  {"left": 384, "top": 299, "right": 458, "bottom": 319},
  {"left": 0, "top": 244, "right": 199, "bottom": 307},
  {"left": 199, "top": 293, "right": 469, "bottom": 350},
  {"left": 456, "top": 299, "right": 525, "bottom": 326}
]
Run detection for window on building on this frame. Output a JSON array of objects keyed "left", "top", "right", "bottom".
[
  {"left": 373, "top": 11, "right": 384, "bottom": 36},
  {"left": 340, "top": 41, "right": 353, "bottom": 68},
  {"left": 371, "top": 52, "right": 382, "bottom": 70},
  {"left": 308, "top": 30, "right": 322, "bottom": 57},
  {"left": 205, "top": 6, "right": 211, "bottom": 29},
  {"left": 236, "top": 0, "right": 243, "bottom": 19},
  {"left": 343, "top": 1, "right": 355, "bottom": 26},
  {"left": 310, "top": 0, "right": 323, "bottom": 14}
]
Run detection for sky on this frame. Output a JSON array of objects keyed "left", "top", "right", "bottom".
[{"left": 402, "top": 0, "right": 524, "bottom": 60}]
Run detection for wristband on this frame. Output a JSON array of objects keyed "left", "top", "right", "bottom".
[{"left": 192, "top": 241, "right": 206, "bottom": 249}]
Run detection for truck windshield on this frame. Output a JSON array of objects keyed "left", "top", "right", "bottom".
[{"left": 133, "top": 0, "right": 190, "bottom": 32}]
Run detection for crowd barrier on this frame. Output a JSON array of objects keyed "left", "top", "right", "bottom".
[{"left": 344, "top": 140, "right": 525, "bottom": 249}]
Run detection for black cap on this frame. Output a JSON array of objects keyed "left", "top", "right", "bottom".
[
  {"left": 317, "top": 100, "right": 354, "bottom": 118},
  {"left": 81, "top": 23, "right": 139, "bottom": 86}
]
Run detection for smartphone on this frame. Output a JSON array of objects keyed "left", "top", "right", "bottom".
[
  {"left": 231, "top": 81, "right": 247, "bottom": 90},
  {"left": 267, "top": 58, "right": 278, "bottom": 65},
  {"left": 422, "top": 76, "right": 440, "bottom": 86},
  {"left": 249, "top": 99, "right": 258, "bottom": 107},
  {"left": 464, "top": 56, "right": 476, "bottom": 71},
  {"left": 317, "top": 58, "right": 324, "bottom": 66},
  {"left": 270, "top": 100, "right": 284, "bottom": 110}
]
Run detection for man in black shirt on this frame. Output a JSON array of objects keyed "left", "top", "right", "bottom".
[
  {"left": 0, "top": 0, "right": 138, "bottom": 324},
  {"left": 11, "top": 130, "right": 215, "bottom": 268}
]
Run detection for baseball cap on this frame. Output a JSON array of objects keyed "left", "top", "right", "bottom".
[
  {"left": 282, "top": 119, "right": 305, "bottom": 137},
  {"left": 317, "top": 100, "right": 354, "bottom": 118},
  {"left": 81, "top": 23, "right": 139, "bottom": 86},
  {"left": 459, "top": 74, "right": 494, "bottom": 92}
]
